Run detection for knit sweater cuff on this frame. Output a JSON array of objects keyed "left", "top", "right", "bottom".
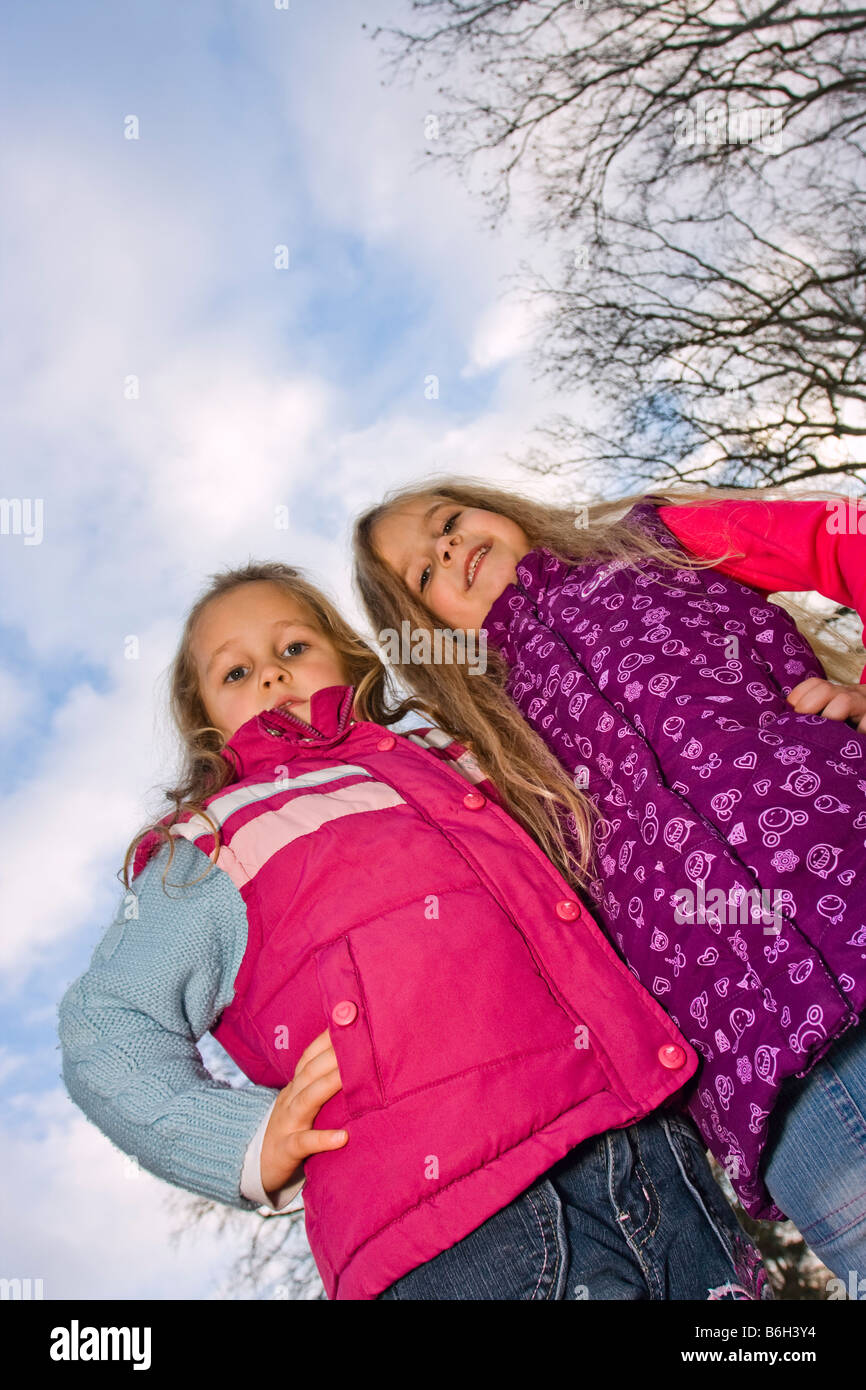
[
  {"left": 147, "top": 1083, "right": 283, "bottom": 1211},
  {"left": 61, "top": 1044, "right": 281, "bottom": 1212}
]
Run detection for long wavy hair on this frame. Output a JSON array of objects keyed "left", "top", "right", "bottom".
[
  {"left": 120, "top": 562, "right": 401, "bottom": 892},
  {"left": 352, "top": 476, "right": 865, "bottom": 889}
]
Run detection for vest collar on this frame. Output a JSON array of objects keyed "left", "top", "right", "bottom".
[{"left": 220, "top": 684, "right": 357, "bottom": 774}]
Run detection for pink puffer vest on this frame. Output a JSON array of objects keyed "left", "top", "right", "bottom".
[{"left": 132, "top": 684, "right": 698, "bottom": 1299}]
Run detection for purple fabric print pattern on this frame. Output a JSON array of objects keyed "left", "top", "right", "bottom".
[
  {"left": 482, "top": 501, "right": 866, "bottom": 1221},
  {"left": 708, "top": 1237, "right": 772, "bottom": 1299}
]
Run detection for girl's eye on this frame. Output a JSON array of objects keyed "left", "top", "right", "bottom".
[
  {"left": 420, "top": 512, "right": 460, "bottom": 591},
  {"left": 223, "top": 642, "right": 308, "bottom": 683}
]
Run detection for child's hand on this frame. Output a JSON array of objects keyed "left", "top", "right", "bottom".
[
  {"left": 259, "top": 1028, "right": 347, "bottom": 1200},
  {"left": 786, "top": 677, "right": 866, "bottom": 731}
]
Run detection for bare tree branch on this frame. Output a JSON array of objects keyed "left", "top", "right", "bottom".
[{"left": 369, "top": 0, "right": 866, "bottom": 492}]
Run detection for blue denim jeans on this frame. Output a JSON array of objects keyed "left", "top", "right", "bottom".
[
  {"left": 377, "top": 1114, "right": 771, "bottom": 1300},
  {"left": 763, "top": 1014, "right": 866, "bottom": 1282}
]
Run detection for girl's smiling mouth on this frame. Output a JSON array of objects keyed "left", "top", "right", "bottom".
[{"left": 465, "top": 544, "right": 490, "bottom": 589}]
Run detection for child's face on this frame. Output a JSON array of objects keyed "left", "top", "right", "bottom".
[
  {"left": 372, "top": 496, "right": 530, "bottom": 629},
  {"left": 192, "top": 581, "right": 349, "bottom": 740}
]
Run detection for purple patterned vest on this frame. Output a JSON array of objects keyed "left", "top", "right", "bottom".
[{"left": 482, "top": 500, "right": 866, "bottom": 1219}]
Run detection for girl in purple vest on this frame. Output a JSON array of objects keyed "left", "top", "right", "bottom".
[
  {"left": 355, "top": 479, "right": 866, "bottom": 1282},
  {"left": 58, "top": 560, "right": 770, "bottom": 1301}
]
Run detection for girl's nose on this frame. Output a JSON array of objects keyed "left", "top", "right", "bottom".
[
  {"left": 262, "top": 665, "right": 291, "bottom": 689},
  {"left": 436, "top": 529, "right": 461, "bottom": 564}
]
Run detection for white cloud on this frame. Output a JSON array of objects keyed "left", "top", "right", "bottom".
[
  {"left": 326, "top": 356, "right": 582, "bottom": 533},
  {"left": 0, "top": 630, "right": 180, "bottom": 981},
  {"left": 120, "top": 350, "right": 339, "bottom": 557},
  {"left": 0, "top": 669, "right": 30, "bottom": 735},
  {"left": 462, "top": 294, "right": 544, "bottom": 377},
  {"left": 0, "top": 1087, "right": 291, "bottom": 1300},
  {"left": 0, "top": 1047, "right": 27, "bottom": 1087}
]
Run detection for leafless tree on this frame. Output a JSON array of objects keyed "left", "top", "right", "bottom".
[{"left": 366, "top": 0, "right": 866, "bottom": 492}]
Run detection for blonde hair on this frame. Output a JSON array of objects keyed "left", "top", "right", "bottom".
[
  {"left": 120, "top": 562, "right": 400, "bottom": 892},
  {"left": 353, "top": 477, "right": 865, "bottom": 889}
]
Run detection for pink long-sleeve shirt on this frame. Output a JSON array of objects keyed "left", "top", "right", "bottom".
[{"left": 657, "top": 497, "right": 866, "bottom": 683}]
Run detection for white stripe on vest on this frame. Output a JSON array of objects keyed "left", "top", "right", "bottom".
[
  {"left": 170, "top": 765, "right": 374, "bottom": 841},
  {"left": 406, "top": 729, "right": 485, "bottom": 785},
  {"left": 171, "top": 775, "right": 405, "bottom": 888}
]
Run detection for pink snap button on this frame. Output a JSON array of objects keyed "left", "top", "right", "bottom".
[
  {"left": 463, "top": 791, "right": 485, "bottom": 810},
  {"left": 332, "top": 1000, "right": 358, "bottom": 1027},
  {"left": 658, "top": 1044, "right": 687, "bottom": 1070},
  {"left": 377, "top": 736, "right": 396, "bottom": 751},
  {"left": 555, "top": 899, "right": 581, "bottom": 921}
]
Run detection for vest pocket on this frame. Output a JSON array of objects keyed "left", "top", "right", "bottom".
[
  {"left": 315, "top": 935, "right": 385, "bottom": 1117},
  {"left": 341, "top": 888, "right": 586, "bottom": 1104}
]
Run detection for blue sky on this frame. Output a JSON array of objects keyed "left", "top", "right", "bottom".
[{"left": 0, "top": 0, "right": 596, "bottom": 1299}]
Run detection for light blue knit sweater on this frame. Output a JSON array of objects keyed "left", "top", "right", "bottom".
[{"left": 57, "top": 836, "right": 281, "bottom": 1210}]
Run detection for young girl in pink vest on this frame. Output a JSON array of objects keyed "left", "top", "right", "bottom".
[
  {"left": 355, "top": 478, "right": 866, "bottom": 1283},
  {"left": 58, "top": 560, "right": 770, "bottom": 1301}
]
